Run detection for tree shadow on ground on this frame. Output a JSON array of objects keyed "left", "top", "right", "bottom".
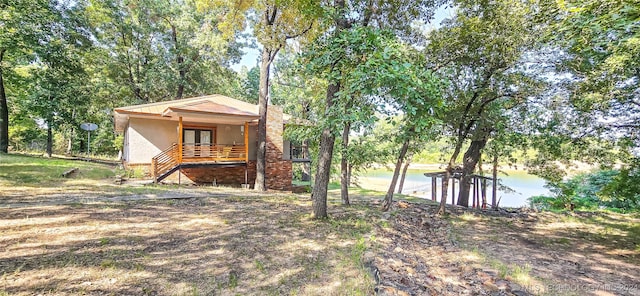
[
  {"left": 0, "top": 196, "right": 375, "bottom": 295},
  {"left": 449, "top": 209, "right": 640, "bottom": 296}
]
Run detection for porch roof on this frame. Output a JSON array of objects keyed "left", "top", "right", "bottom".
[{"left": 114, "top": 94, "right": 263, "bottom": 132}]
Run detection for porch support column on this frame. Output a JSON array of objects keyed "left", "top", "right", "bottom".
[
  {"left": 244, "top": 121, "right": 249, "bottom": 162},
  {"left": 178, "top": 116, "right": 183, "bottom": 163}
]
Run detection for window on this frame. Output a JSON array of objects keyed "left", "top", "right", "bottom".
[{"left": 183, "top": 128, "right": 215, "bottom": 156}]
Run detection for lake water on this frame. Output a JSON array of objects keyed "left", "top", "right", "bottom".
[{"left": 359, "top": 168, "right": 551, "bottom": 208}]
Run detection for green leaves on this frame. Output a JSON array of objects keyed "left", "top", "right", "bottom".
[
  {"left": 301, "top": 24, "right": 445, "bottom": 143},
  {"left": 549, "top": 0, "right": 640, "bottom": 145}
]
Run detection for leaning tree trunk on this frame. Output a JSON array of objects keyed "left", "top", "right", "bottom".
[
  {"left": 438, "top": 135, "right": 466, "bottom": 215},
  {"left": 0, "top": 49, "right": 8, "bottom": 153},
  {"left": 457, "top": 138, "right": 488, "bottom": 207},
  {"left": 397, "top": 155, "right": 412, "bottom": 194},
  {"left": 254, "top": 47, "right": 275, "bottom": 191},
  {"left": 311, "top": 82, "right": 340, "bottom": 219},
  {"left": 382, "top": 137, "right": 410, "bottom": 211},
  {"left": 478, "top": 155, "right": 487, "bottom": 208},
  {"left": 340, "top": 121, "right": 350, "bottom": 205},
  {"left": 437, "top": 170, "right": 451, "bottom": 215}
]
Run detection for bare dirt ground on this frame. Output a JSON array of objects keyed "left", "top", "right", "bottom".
[
  {"left": 447, "top": 206, "right": 640, "bottom": 296},
  {"left": 1, "top": 190, "right": 375, "bottom": 295},
  {"left": 1, "top": 182, "right": 639, "bottom": 295}
]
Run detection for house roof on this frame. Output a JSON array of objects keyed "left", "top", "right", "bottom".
[
  {"left": 113, "top": 94, "right": 292, "bottom": 132},
  {"left": 163, "top": 101, "right": 258, "bottom": 117},
  {"left": 114, "top": 94, "right": 259, "bottom": 116}
]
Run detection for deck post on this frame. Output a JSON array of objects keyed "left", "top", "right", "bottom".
[
  {"left": 441, "top": 177, "right": 446, "bottom": 203},
  {"left": 482, "top": 179, "right": 487, "bottom": 209},
  {"left": 472, "top": 178, "right": 476, "bottom": 208},
  {"left": 152, "top": 158, "right": 158, "bottom": 183},
  {"left": 476, "top": 177, "right": 480, "bottom": 208},
  {"left": 431, "top": 176, "right": 436, "bottom": 201},
  {"left": 476, "top": 178, "right": 481, "bottom": 208},
  {"left": 451, "top": 179, "right": 455, "bottom": 205},
  {"left": 178, "top": 116, "right": 183, "bottom": 163},
  {"left": 244, "top": 121, "right": 249, "bottom": 162}
]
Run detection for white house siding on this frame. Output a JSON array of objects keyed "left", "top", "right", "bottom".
[
  {"left": 123, "top": 123, "right": 129, "bottom": 162},
  {"left": 127, "top": 117, "right": 178, "bottom": 164}
]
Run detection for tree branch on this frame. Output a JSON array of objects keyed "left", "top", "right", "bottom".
[
  {"left": 460, "top": 67, "right": 498, "bottom": 137},
  {"left": 285, "top": 22, "right": 314, "bottom": 39},
  {"left": 267, "top": 5, "right": 278, "bottom": 25},
  {"left": 269, "top": 47, "right": 280, "bottom": 62}
]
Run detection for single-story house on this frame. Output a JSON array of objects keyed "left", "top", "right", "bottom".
[{"left": 113, "top": 94, "right": 293, "bottom": 190}]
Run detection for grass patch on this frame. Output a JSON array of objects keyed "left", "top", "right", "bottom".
[
  {"left": 0, "top": 153, "right": 187, "bottom": 203},
  {"left": 0, "top": 192, "right": 377, "bottom": 295},
  {"left": 0, "top": 154, "right": 115, "bottom": 187},
  {"left": 485, "top": 257, "right": 537, "bottom": 288}
]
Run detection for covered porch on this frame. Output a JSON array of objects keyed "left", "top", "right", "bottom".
[
  {"left": 115, "top": 94, "right": 292, "bottom": 189},
  {"left": 150, "top": 100, "right": 259, "bottom": 183}
]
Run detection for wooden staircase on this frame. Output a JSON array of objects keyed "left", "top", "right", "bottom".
[{"left": 152, "top": 143, "right": 180, "bottom": 183}]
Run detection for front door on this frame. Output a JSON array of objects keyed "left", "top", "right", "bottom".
[{"left": 183, "top": 129, "right": 214, "bottom": 157}]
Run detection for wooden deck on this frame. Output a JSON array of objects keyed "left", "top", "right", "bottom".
[
  {"left": 152, "top": 143, "right": 249, "bottom": 183},
  {"left": 182, "top": 144, "right": 247, "bottom": 162}
]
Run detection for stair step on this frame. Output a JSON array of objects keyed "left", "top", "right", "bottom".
[{"left": 156, "top": 165, "right": 180, "bottom": 183}]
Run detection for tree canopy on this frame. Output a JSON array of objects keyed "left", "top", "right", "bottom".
[{"left": 1, "top": 0, "right": 638, "bottom": 215}]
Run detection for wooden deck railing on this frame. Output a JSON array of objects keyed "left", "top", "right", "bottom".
[
  {"left": 152, "top": 143, "right": 179, "bottom": 182},
  {"left": 152, "top": 143, "right": 248, "bottom": 183},
  {"left": 181, "top": 144, "right": 247, "bottom": 161}
]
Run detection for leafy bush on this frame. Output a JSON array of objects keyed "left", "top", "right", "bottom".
[{"left": 529, "top": 166, "right": 640, "bottom": 212}]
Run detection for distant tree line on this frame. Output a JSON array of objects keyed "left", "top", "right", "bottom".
[{"left": 1, "top": 0, "right": 637, "bottom": 215}]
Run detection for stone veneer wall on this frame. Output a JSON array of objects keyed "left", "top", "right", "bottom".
[{"left": 265, "top": 106, "right": 292, "bottom": 191}]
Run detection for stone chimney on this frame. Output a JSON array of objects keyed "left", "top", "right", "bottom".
[{"left": 265, "top": 106, "right": 292, "bottom": 190}]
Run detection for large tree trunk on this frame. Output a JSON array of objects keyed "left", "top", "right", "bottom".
[
  {"left": 46, "top": 118, "right": 53, "bottom": 158},
  {"left": 170, "top": 24, "right": 185, "bottom": 99},
  {"left": 397, "top": 155, "right": 411, "bottom": 194},
  {"left": 66, "top": 129, "right": 74, "bottom": 155},
  {"left": 300, "top": 101, "right": 311, "bottom": 181},
  {"left": 382, "top": 137, "right": 410, "bottom": 211},
  {"left": 340, "top": 121, "right": 350, "bottom": 205},
  {"left": 254, "top": 47, "right": 275, "bottom": 191},
  {"left": 347, "top": 162, "right": 353, "bottom": 189},
  {"left": 311, "top": 0, "right": 349, "bottom": 219},
  {"left": 66, "top": 109, "right": 76, "bottom": 155},
  {"left": 0, "top": 49, "right": 8, "bottom": 153},
  {"left": 457, "top": 138, "right": 488, "bottom": 207},
  {"left": 311, "top": 82, "right": 340, "bottom": 219},
  {"left": 120, "top": 29, "right": 145, "bottom": 102}
]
